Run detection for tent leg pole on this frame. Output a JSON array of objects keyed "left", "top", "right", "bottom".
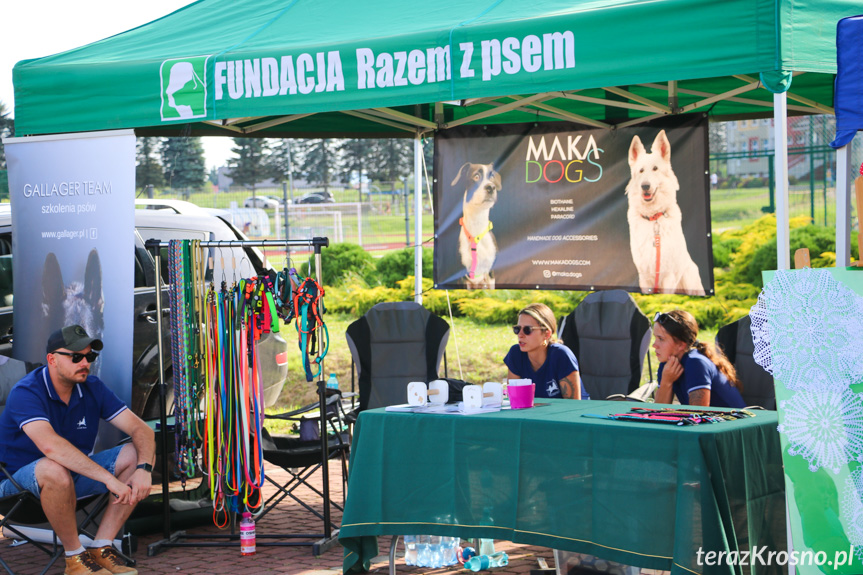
[
  {"left": 836, "top": 145, "right": 851, "bottom": 267},
  {"left": 414, "top": 133, "right": 423, "bottom": 304},
  {"left": 773, "top": 92, "right": 790, "bottom": 270}
]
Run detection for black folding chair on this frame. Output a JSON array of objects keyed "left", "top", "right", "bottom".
[
  {"left": 0, "top": 461, "right": 136, "bottom": 575},
  {"left": 557, "top": 290, "right": 652, "bottom": 400},
  {"left": 344, "top": 302, "right": 450, "bottom": 574},
  {"left": 716, "top": 315, "right": 775, "bottom": 409},
  {"left": 0, "top": 465, "right": 65, "bottom": 575},
  {"left": 346, "top": 301, "right": 450, "bottom": 416},
  {"left": 256, "top": 390, "right": 351, "bottom": 554}
]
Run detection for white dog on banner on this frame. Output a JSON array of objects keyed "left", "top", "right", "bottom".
[{"left": 626, "top": 130, "right": 705, "bottom": 295}]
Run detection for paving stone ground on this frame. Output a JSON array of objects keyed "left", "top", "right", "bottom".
[{"left": 0, "top": 465, "right": 571, "bottom": 575}]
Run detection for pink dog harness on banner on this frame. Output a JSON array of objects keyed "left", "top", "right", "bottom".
[
  {"left": 644, "top": 211, "right": 666, "bottom": 292},
  {"left": 460, "top": 218, "right": 493, "bottom": 279}
]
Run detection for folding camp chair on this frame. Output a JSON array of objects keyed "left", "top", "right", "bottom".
[
  {"left": 0, "top": 462, "right": 133, "bottom": 575},
  {"left": 716, "top": 315, "right": 775, "bottom": 409},
  {"left": 557, "top": 290, "right": 652, "bottom": 400},
  {"left": 257, "top": 390, "right": 351, "bottom": 554},
  {"left": 345, "top": 301, "right": 450, "bottom": 415},
  {"left": 345, "top": 302, "right": 450, "bottom": 574}
]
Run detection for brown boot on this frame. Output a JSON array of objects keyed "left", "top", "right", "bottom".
[
  {"left": 64, "top": 551, "right": 112, "bottom": 575},
  {"left": 87, "top": 546, "right": 138, "bottom": 575}
]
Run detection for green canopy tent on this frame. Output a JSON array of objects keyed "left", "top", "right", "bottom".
[{"left": 12, "top": 0, "right": 862, "bottom": 289}]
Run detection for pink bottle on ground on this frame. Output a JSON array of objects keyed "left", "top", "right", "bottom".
[{"left": 240, "top": 512, "right": 256, "bottom": 556}]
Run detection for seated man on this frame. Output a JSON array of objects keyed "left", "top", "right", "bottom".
[{"left": 0, "top": 325, "right": 155, "bottom": 575}]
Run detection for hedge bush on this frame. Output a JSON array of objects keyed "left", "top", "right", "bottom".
[
  {"left": 303, "top": 242, "right": 377, "bottom": 286},
  {"left": 376, "top": 247, "right": 433, "bottom": 288},
  {"left": 322, "top": 214, "right": 850, "bottom": 333}
]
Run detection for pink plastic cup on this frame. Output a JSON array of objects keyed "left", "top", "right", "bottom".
[{"left": 508, "top": 383, "right": 535, "bottom": 409}]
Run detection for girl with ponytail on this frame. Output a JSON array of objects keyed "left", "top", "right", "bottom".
[{"left": 652, "top": 309, "right": 745, "bottom": 408}]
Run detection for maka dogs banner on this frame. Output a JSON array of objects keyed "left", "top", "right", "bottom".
[{"left": 433, "top": 116, "right": 712, "bottom": 294}]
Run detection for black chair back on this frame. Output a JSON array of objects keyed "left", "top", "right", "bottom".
[{"left": 558, "top": 290, "right": 651, "bottom": 399}]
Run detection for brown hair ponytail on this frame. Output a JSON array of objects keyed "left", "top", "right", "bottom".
[{"left": 693, "top": 341, "right": 742, "bottom": 392}]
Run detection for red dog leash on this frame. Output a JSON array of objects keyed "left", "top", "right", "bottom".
[
  {"left": 459, "top": 217, "right": 493, "bottom": 279},
  {"left": 644, "top": 211, "right": 666, "bottom": 292}
]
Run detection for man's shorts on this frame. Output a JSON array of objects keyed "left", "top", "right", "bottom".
[{"left": 0, "top": 445, "right": 124, "bottom": 500}]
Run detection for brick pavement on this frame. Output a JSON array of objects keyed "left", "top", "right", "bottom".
[{"left": 0, "top": 465, "right": 561, "bottom": 575}]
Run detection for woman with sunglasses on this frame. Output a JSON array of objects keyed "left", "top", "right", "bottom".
[
  {"left": 652, "top": 309, "right": 745, "bottom": 408},
  {"left": 503, "top": 303, "right": 589, "bottom": 400}
]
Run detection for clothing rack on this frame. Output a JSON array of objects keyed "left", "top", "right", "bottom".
[{"left": 144, "top": 237, "right": 337, "bottom": 555}]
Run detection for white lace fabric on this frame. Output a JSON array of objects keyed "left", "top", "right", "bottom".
[
  {"left": 842, "top": 467, "right": 863, "bottom": 562},
  {"left": 749, "top": 268, "right": 863, "bottom": 391},
  {"left": 777, "top": 388, "right": 863, "bottom": 473}
]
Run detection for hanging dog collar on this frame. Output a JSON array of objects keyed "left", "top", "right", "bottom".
[
  {"left": 459, "top": 218, "right": 493, "bottom": 280},
  {"left": 642, "top": 211, "right": 666, "bottom": 292}
]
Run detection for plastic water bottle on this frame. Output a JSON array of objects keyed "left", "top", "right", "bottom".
[
  {"left": 429, "top": 535, "right": 442, "bottom": 567},
  {"left": 441, "top": 537, "right": 460, "bottom": 566},
  {"left": 239, "top": 512, "right": 256, "bottom": 556},
  {"left": 416, "top": 535, "right": 430, "bottom": 566},
  {"left": 479, "top": 538, "right": 495, "bottom": 556},
  {"left": 326, "top": 373, "right": 339, "bottom": 390},
  {"left": 404, "top": 535, "right": 417, "bottom": 566},
  {"left": 465, "top": 551, "right": 509, "bottom": 572},
  {"left": 458, "top": 546, "right": 477, "bottom": 565}
]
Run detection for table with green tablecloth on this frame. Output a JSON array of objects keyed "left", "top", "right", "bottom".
[{"left": 339, "top": 399, "right": 786, "bottom": 575}]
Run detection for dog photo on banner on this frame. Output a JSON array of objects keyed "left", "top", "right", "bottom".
[{"left": 432, "top": 115, "right": 713, "bottom": 295}]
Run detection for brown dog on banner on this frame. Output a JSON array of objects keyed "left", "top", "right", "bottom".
[{"left": 451, "top": 163, "right": 500, "bottom": 289}]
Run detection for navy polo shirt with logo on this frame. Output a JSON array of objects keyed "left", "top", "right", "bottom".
[{"left": 0, "top": 366, "right": 127, "bottom": 473}]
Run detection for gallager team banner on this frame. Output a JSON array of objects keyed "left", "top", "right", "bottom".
[
  {"left": 433, "top": 115, "right": 713, "bottom": 295},
  {"left": 4, "top": 131, "right": 135, "bottom": 406}
]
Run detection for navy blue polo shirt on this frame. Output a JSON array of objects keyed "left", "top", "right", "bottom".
[
  {"left": 657, "top": 349, "right": 746, "bottom": 408},
  {"left": 503, "top": 342, "right": 589, "bottom": 399},
  {"left": 0, "top": 366, "right": 127, "bottom": 473}
]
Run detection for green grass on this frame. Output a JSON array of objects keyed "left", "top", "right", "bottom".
[
  {"left": 273, "top": 313, "right": 515, "bottom": 411},
  {"left": 153, "top": 186, "right": 799, "bottom": 409},
  {"left": 710, "top": 186, "right": 842, "bottom": 231},
  {"left": 268, "top": 312, "right": 713, "bottom": 413}
]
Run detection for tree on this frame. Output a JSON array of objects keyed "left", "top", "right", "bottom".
[
  {"left": 368, "top": 139, "right": 412, "bottom": 183},
  {"left": 135, "top": 137, "right": 165, "bottom": 192},
  {"left": 268, "top": 139, "right": 296, "bottom": 183},
  {"left": 161, "top": 137, "right": 206, "bottom": 192},
  {"left": 226, "top": 138, "right": 274, "bottom": 191},
  {"left": 709, "top": 121, "right": 727, "bottom": 155},
  {"left": 0, "top": 101, "right": 13, "bottom": 171},
  {"left": 338, "top": 138, "right": 374, "bottom": 201},
  {"left": 297, "top": 139, "right": 338, "bottom": 193},
  {"left": 0, "top": 101, "right": 12, "bottom": 199}
]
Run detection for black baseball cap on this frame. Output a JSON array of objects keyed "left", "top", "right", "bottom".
[{"left": 46, "top": 325, "right": 104, "bottom": 354}]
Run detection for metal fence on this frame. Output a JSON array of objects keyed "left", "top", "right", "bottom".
[
  {"left": 144, "top": 116, "right": 863, "bottom": 262},
  {"left": 144, "top": 179, "right": 435, "bottom": 266},
  {"left": 710, "top": 115, "right": 863, "bottom": 232}
]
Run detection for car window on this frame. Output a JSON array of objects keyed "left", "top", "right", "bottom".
[
  {"left": 133, "top": 248, "right": 148, "bottom": 288},
  {"left": 0, "top": 233, "right": 12, "bottom": 308}
]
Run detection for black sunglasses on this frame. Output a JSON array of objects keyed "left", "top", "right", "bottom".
[
  {"left": 653, "top": 312, "right": 681, "bottom": 327},
  {"left": 53, "top": 351, "right": 99, "bottom": 364},
  {"left": 512, "top": 325, "right": 546, "bottom": 336}
]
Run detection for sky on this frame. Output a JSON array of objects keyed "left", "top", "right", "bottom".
[{"left": 1, "top": 0, "right": 233, "bottom": 169}]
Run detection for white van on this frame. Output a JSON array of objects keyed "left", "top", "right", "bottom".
[{"left": 0, "top": 200, "right": 289, "bottom": 420}]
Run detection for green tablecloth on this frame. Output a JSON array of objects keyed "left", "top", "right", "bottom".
[{"left": 339, "top": 399, "right": 786, "bottom": 575}]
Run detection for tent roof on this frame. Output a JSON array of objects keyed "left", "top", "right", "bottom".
[{"left": 12, "top": 0, "right": 857, "bottom": 138}]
